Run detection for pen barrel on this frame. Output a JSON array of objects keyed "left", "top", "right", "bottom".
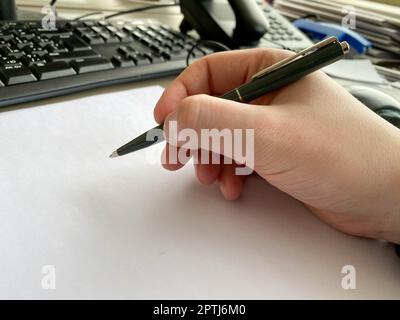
[
  {"left": 221, "top": 41, "right": 345, "bottom": 103},
  {"left": 113, "top": 40, "right": 346, "bottom": 157},
  {"left": 117, "top": 123, "right": 164, "bottom": 156}
]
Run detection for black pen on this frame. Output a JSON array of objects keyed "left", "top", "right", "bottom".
[{"left": 110, "top": 37, "right": 349, "bottom": 158}]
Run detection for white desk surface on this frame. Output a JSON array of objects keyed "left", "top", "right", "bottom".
[{"left": 1, "top": 5, "right": 399, "bottom": 300}]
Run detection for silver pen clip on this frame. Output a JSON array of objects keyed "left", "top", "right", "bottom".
[{"left": 251, "top": 37, "right": 348, "bottom": 80}]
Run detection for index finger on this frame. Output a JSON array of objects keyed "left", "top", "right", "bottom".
[{"left": 153, "top": 48, "right": 290, "bottom": 123}]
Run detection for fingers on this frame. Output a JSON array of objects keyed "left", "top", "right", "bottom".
[
  {"left": 219, "top": 163, "right": 245, "bottom": 200},
  {"left": 161, "top": 143, "right": 192, "bottom": 171},
  {"left": 162, "top": 145, "right": 245, "bottom": 201},
  {"left": 163, "top": 93, "right": 268, "bottom": 166},
  {"left": 155, "top": 48, "right": 293, "bottom": 200},
  {"left": 194, "top": 151, "right": 221, "bottom": 185},
  {"left": 154, "top": 48, "right": 291, "bottom": 123},
  {"left": 162, "top": 146, "right": 222, "bottom": 186}
]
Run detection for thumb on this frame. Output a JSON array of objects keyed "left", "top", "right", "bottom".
[{"left": 163, "top": 94, "right": 266, "bottom": 167}]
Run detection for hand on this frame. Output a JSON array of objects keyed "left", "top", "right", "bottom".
[{"left": 154, "top": 49, "right": 400, "bottom": 244}]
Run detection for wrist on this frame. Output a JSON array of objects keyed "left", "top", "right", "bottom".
[{"left": 379, "top": 111, "right": 400, "bottom": 244}]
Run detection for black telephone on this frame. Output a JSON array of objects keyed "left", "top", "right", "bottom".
[{"left": 179, "top": 0, "right": 312, "bottom": 51}]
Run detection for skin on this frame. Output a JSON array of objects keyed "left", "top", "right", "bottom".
[{"left": 153, "top": 49, "right": 400, "bottom": 244}]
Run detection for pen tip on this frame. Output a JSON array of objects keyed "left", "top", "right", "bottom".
[{"left": 109, "top": 151, "right": 119, "bottom": 158}]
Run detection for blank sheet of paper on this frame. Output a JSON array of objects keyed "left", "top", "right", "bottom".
[
  {"left": 323, "top": 59, "right": 386, "bottom": 84},
  {"left": 0, "top": 86, "right": 399, "bottom": 299}
]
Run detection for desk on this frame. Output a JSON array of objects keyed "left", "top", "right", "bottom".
[{"left": 1, "top": 4, "right": 399, "bottom": 300}]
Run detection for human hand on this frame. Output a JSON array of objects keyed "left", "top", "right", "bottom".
[{"left": 154, "top": 49, "right": 400, "bottom": 243}]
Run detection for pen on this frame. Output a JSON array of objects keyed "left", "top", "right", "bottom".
[{"left": 110, "top": 36, "right": 349, "bottom": 158}]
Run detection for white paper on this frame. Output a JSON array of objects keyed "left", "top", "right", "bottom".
[
  {"left": 0, "top": 86, "right": 399, "bottom": 299},
  {"left": 323, "top": 59, "right": 387, "bottom": 84}
]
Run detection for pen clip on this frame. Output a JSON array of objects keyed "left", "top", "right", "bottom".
[{"left": 251, "top": 37, "right": 342, "bottom": 80}]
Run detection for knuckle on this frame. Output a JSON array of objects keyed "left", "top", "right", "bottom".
[
  {"left": 253, "top": 109, "right": 291, "bottom": 152},
  {"left": 255, "top": 109, "right": 286, "bottom": 139}
]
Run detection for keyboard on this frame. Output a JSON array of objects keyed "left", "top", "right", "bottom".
[
  {"left": 0, "top": 19, "right": 214, "bottom": 108},
  {"left": 0, "top": 15, "right": 310, "bottom": 109}
]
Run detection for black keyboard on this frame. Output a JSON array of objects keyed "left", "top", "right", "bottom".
[{"left": 0, "top": 19, "right": 215, "bottom": 108}]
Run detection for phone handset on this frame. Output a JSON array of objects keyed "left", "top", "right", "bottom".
[
  {"left": 229, "top": 0, "right": 269, "bottom": 45},
  {"left": 180, "top": 0, "right": 269, "bottom": 48}
]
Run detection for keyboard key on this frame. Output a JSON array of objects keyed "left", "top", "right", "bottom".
[
  {"left": 100, "top": 33, "right": 120, "bottom": 44},
  {"left": 140, "top": 37, "right": 152, "bottom": 47},
  {"left": 106, "top": 26, "right": 118, "bottom": 33},
  {"left": 149, "top": 44, "right": 165, "bottom": 55},
  {"left": 45, "top": 43, "right": 68, "bottom": 53},
  {"left": 111, "top": 55, "right": 135, "bottom": 68},
  {"left": 161, "top": 52, "right": 172, "bottom": 60},
  {"left": 122, "top": 25, "right": 135, "bottom": 33},
  {"left": 83, "top": 21, "right": 95, "bottom": 27},
  {"left": 19, "top": 34, "right": 35, "bottom": 40},
  {"left": 98, "top": 20, "right": 109, "bottom": 27},
  {"left": 34, "top": 37, "right": 53, "bottom": 48},
  {"left": 0, "top": 57, "right": 20, "bottom": 66},
  {"left": 170, "top": 44, "right": 184, "bottom": 53},
  {"left": 70, "top": 57, "right": 114, "bottom": 74},
  {"left": 0, "top": 64, "right": 37, "bottom": 85},
  {"left": 16, "top": 40, "right": 33, "bottom": 49},
  {"left": 136, "top": 25, "right": 149, "bottom": 33},
  {"left": 131, "top": 31, "right": 143, "bottom": 40},
  {"left": 65, "top": 21, "right": 80, "bottom": 29},
  {"left": 20, "top": 54, "right": 47, "bottom": 66},
  {"left": 24, "top": 21, "right": 40, "bottom": 29},
  {"left": 30, "top": 61, "right": 76, "bottom": 80},
  {"left": 82, "top": 34, "right": 105, "bottom": 45},
  {"left": 91, "top": 26, "right": 104, "bottom": 34},
  {"left": 0, "top": 35, "right": 13, "bottom": 42},
  {"left": 74, "top": 27, "right": 92, "bottom": 37},
  {"left": 117, "top": 46, "right": 130, "bottom": 57},
  {"left": 157, "top": 29, "right": 174, "bottom": 42},
  {"left": 46, "top": 50, "right": 101, "bottom": 62},
  {"left": 24, "top": 46, "right": 47, "bottom": 55},
  {"left": 146, "top": 53, "right": 164, "bottom": 64},
  {"left": 63, "top": 35, "right": 91, "bottom": 51},
  {"left": 168, "top": 50, "right": 189, "bottom": 61},
  {"left": 0, "top": 46, "right": 24, "bottom": 58},
  {"left": 39, "top": 31, "right": 73, "bottom": 39},
  {"left": 129, "top": 54, "right": 151, "bottom": 66},
  {"left": 114, "top": 31, "right": 131, "bottom": 43}
]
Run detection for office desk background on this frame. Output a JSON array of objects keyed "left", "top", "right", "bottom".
[{"left": 1, "top": 4, "right": 399, "bottom": 299}]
